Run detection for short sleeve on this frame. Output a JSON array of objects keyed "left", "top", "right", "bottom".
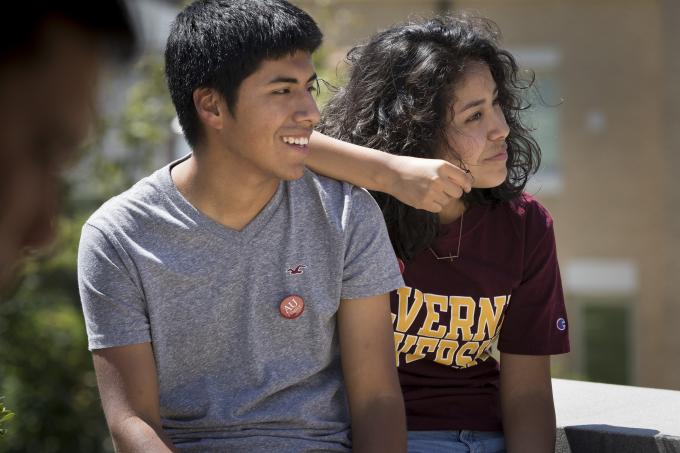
[
  {"left": 78, "top": 223, "right": 151, "bottom": 350},
  {"left": 497, "top": 202, "right": 570, "bottom": 355},
  {"left": 341, "top": 186, "right": 404, "bottom": 300}
]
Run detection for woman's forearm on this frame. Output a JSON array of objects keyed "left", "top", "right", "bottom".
[
  {"left": 308, "top": 131, "right": 472, "bottom": 212},
  {"left": 307, "top": 131, "right": 398, "bottom": 193},
  {"left": 500, "top": 353, "right": 556, "bottom": 453},
  {"left": 501, "top": 390, "right": 556, "bottom": 453}
]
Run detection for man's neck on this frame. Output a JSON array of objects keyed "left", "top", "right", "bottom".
[{"left": 171, "top": 149, "right": 280, "bottom": 231}]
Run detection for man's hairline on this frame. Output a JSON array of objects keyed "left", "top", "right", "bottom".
[{"left": 198, "top": 48, "right": 318, "bottom": 112}]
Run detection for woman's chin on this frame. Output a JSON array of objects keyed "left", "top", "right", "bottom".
[{"left": 471, "top": 169, "right": 508, "bottom": 189}]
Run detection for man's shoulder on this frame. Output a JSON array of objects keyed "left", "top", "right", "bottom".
[
  {"left": 294, "top": 169, "right": 380, "bottom": 224},
  {"left": 297, "top": 169, "right": 377, "bottom": 207},
  {"left": 85, "top": 167, "right": 167, "bottom": 235},
  {"left": 297, "top": 168, "right": 353, "bottom": 198}
]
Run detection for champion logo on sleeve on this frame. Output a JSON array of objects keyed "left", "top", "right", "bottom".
[{"left": 556, "top": 317, "right": 567, "bottom": 331}]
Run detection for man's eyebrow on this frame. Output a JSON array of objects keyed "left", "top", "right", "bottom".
[{"left": 268, "top": 73, "right": 318, "bottom": 85}]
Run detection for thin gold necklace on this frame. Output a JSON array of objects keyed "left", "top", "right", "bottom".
[{"left": 429, "top": 211, "right": 464, "bottom": 261}]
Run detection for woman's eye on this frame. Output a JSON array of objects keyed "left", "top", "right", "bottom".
[{"left": 467, "top": 112, "right": 482, "bottom": 122}]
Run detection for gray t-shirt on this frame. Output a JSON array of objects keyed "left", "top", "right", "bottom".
[{"left": 77, "top": 157, "right": 403, "bottom": 452}]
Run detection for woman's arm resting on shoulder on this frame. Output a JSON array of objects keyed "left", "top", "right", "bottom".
[
  {"left": 337, "top": 293, "right": 407, "bottom": 453},
  {"left": 500, "top": 352, "right": 556, "bottom": 453},
  {"left": 308, "top": 131, "right": 472, "bottom": 212},
  {"left": 92, "top": 343, "right": 178, "bottom": 453}
]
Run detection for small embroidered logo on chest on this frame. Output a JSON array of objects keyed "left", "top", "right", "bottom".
[{"left": 287, "top": 265, "right": 307, "bottom": 275}]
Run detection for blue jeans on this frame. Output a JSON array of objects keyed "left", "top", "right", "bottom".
[{"left": 407, "top": 430, "right": 506, "bottom": 453}]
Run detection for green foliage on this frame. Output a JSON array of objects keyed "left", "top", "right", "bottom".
[
  {"left": 0, "top": 399, "right": 14, "bottom": 438},
  {"left": 312, "top": 45, "right": 343, "bottom": 109},
  {"left": 0, "top": 280, "right": 110, "bottom": 452},
  {"left": 116, "top": 54, "right": 176, "bottom": 179}
]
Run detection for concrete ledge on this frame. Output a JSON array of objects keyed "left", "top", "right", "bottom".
[{"left": 553, "top": 378, "right": 680, "bottom": 453}]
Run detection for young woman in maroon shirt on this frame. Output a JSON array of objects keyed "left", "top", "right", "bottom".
[{"left": 308, "top": 14, "right": 570, "bottom": 453}]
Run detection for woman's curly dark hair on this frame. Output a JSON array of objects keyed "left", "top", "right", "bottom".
[{"left": 317, "top": 14, "right": 541, "bottom": 261}]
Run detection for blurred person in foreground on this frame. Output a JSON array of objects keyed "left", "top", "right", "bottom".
[
  {"left": 0, "top": 1, "right": 135, "bottom": 287},
  {"left": 313, "top": 15, "right": 570, "bottom": 453}
]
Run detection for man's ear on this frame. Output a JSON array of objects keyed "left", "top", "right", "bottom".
[{"left": 193, "top": 87, "right": 224, "bottom": 131}]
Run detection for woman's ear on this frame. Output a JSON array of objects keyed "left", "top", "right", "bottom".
[{"left": 193, "top": 87, "right": 224, "bottom": 131}]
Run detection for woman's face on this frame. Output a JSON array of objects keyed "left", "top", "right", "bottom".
[{"left": 443, "top": 61, "right": 510, "bottom": 188}]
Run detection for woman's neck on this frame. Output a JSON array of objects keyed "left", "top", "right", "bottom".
[{"left": 438, "top": 199, "right": 466, "bottom": 224}]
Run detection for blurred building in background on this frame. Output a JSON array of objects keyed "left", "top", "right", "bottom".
[{"left": 293, "top": 0, "right": 680, "bottom": 391}]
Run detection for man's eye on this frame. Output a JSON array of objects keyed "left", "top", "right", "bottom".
[{"left": 273, "top": 88, "right": 290, "bottom": 95}]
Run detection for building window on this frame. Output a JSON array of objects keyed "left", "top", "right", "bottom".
[
  {"left": 511, "top": 47, "right": 562, "bottom": 195},
  {"left": 564, "top": 258, "right": 638, "bottom": 385},
  {"left": 525, "top": 75, "right": 561, "bottom": 192},
  {"left": 582, "top": 301, "right": 631, "bottom": 385}
]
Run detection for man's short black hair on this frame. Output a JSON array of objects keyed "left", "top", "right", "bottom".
[{"left": 165, "top": 0, "right": 323, "bottom": 148}]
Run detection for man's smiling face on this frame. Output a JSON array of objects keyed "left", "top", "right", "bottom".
[{"left": 216, "top": 50, "right": 321, "bottom": 183}]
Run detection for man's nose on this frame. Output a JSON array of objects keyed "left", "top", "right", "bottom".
[{"left": 293, "top": 91, "right": 321, "bottom": 127}]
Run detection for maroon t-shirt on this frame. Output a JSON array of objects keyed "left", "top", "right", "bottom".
[{"left": 391, "top": 194, "right": 570, "bottom": 432}]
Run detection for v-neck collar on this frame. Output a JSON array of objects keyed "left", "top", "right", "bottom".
[{"left": 157, "top": 154, "right": 285, "bottom": 243}]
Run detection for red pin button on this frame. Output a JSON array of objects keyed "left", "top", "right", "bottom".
[
  {"left": 397, "top": 258, "right": 405, "bottom": 274},
  {"left": 279, "top": 295, "right": 305, "bottom": 319}
]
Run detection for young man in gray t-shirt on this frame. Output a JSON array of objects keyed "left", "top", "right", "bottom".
[{"left": 77, "top": 1, "right": 406, "bottom": 451}]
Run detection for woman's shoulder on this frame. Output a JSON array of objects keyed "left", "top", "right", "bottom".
[
  {"left": 504, "top": 193, "right": 554, "bottom": 225},
  {"left": 483, "top": 193, "right": 554, "bottom": 241}
]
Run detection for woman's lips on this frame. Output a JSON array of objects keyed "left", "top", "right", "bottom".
[
  {"left": 485, "top": 145, "right": 508, "bottom": 161},
  {"left": 486, "top": 150, "right": 508, "bottom": 161}
]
